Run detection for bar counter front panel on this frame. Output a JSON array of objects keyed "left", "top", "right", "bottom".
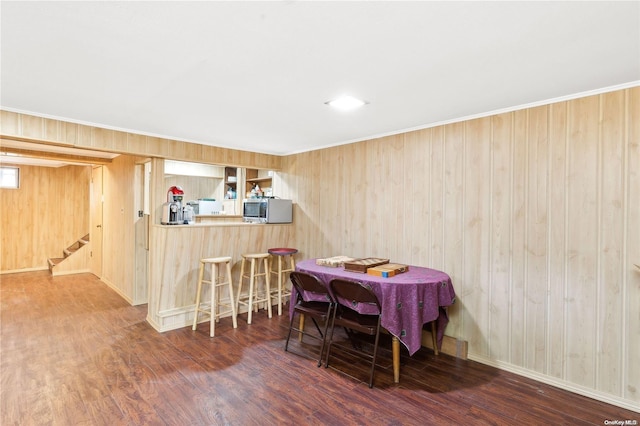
[{"left": 147, "top": 222, "right": 293, "bottom": 332}]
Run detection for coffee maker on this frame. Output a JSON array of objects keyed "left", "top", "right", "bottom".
[{"left": 161, "top": 186, "right": 184, "bottom": 225}]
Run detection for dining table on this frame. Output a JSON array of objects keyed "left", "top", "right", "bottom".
[{"left": 293, "top": 258, "right": 456, "bottom": 383}]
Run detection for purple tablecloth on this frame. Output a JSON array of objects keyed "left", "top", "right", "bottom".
[{"left": 293, "top": 259, "right": 456, "bottom": 356}]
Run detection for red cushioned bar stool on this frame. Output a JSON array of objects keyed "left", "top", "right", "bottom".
[{"left": 268, "top": 248, "right": 298, "bottom": 316}]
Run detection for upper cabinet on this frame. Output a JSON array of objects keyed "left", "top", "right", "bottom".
[
  {"left": 245, "top": 168, "right": 273, "bottom": 198},
  {"left": 224, "top": 167, "right": 239, "bottom": 200}
]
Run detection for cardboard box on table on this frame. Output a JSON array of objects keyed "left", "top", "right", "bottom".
[{"left": 367, "top": 263, "right": 409, "bottom": 278}]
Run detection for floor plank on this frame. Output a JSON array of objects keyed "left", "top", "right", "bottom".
[{"left": 1, "top": 271, "right": 637, "bottom": 425}]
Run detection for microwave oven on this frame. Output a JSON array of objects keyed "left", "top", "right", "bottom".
[{"left": 243, "top": 198, "right": 292, "bottom": 223}]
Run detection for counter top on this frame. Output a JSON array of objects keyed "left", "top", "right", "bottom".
[
  {"left": 194, "top": 214, "right": 242, "bottom": 218},
  {"left": 154, "top": 222, "right": 292, "bottom": 228}
]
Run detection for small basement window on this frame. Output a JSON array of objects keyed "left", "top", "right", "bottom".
[{"left": 0, "top": 166, "right": 20, "bottom": 189}]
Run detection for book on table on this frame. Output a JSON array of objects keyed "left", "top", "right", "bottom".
[{"left": 315, "top": 256, "right": 356, "bottom": 267}]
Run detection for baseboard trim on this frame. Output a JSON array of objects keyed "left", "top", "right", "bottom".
[
  {"left": 145, "top": 315, "right": 163, "bottom": 333},
  {"left": 52, "top": 268, "right": 91, "bottom": 277},
  {"left": 0, "top": 266, "right": 48, "bottom": 274},
  {"left": 421, "top": 330, "right": 468, "bottom": 359},
  {"left": 468, "top": 353, "right": 640, "bottom": 414},
  {"left": 100, "top": 277, "right": 134, "bottom": 305}
]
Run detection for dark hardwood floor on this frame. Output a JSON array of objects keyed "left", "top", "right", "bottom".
[{"left": 1, "top": 272, "right": 637, "bottom": 425}]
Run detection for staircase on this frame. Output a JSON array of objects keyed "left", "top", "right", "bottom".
[{"left": 47, "top": 234, "right": 91, "bottom": 276}]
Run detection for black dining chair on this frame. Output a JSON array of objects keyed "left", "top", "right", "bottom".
[
  {"left": 325, "top": 278, "right": 383, "bottom": 388},
  {"left": 284, "top": 271, "right": 335, "bottom": 366}
]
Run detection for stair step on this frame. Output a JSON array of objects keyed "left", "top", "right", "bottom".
[
  {"left": 64, "top": 239, "right": 84, "bottom": 255},
  {"left": 63, "top": 247, "right": 78, "bottom": 257},
  {"left": 48, "top": 233, "right": 90, "bottom": 275},
  {"left": 48, "top": 257, "right": 64, "bottom": 272}
]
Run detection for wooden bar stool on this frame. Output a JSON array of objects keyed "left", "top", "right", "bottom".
[
  {"left": 192, "top": 256, "right": 237, "bottom": 337},
  {"left": 236, "top": 253, "right": 272, "bottom": 324},
  {"left": 268, "top": 247, "right": 298, "bottom": 316}
]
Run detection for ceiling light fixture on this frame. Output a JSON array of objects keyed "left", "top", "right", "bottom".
[{"left": 325, "top": 95, "right": 368, "bottom": 111}]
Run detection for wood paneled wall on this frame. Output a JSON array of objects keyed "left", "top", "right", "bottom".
[
  {"left": 2, "top": 88, "right": 637, "bottom": 410},
  {"left": 0, "top": 164, "right": 90, "bottom": 272},
  {"left": 279, "top": 87, "right": 640, "bottom": 410},
  {"left": 99, "top": 155, "right": 144, "bottom": 304},
  {"left": 0, "top": 110, "right": 281, "bottom": 170}
]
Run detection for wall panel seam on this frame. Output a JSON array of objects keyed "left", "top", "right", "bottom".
[
  {"left": 595, "top": 94, "right": 603, "bottom": 389},
  {"left": 562, "top": 101, "right": 570, "bottom": 381},
  {"left": 545, "top": 105, "right": 552, "bottom": 375},
  {"left": 430, "top": 129, "right": 435, "bottom": 265},
  {"left": 509, "top": 111, "right": 514, "bottom": 364},
  {"left": 441, "top": 128, "right": 446, "bottom": 270},
  {"left": 462, "top": 123, "right": 467, "bottom": 349},
  {"left": 621, "top": 89, "right": 630, "bottom": 398},
  {"left": 488, "top": 117, "right": 495, "bottom": 357},
  {"left": 524, "top": 108, "right": 530, "bottom": 368}
]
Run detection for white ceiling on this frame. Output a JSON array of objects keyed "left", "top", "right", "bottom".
[{"left": 1, "top": 1, "right": 639, "bottom": 157}]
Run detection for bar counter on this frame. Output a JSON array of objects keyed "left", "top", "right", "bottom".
[{"left": 147, "top": 221, "right": 294, "bottom": 332}]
